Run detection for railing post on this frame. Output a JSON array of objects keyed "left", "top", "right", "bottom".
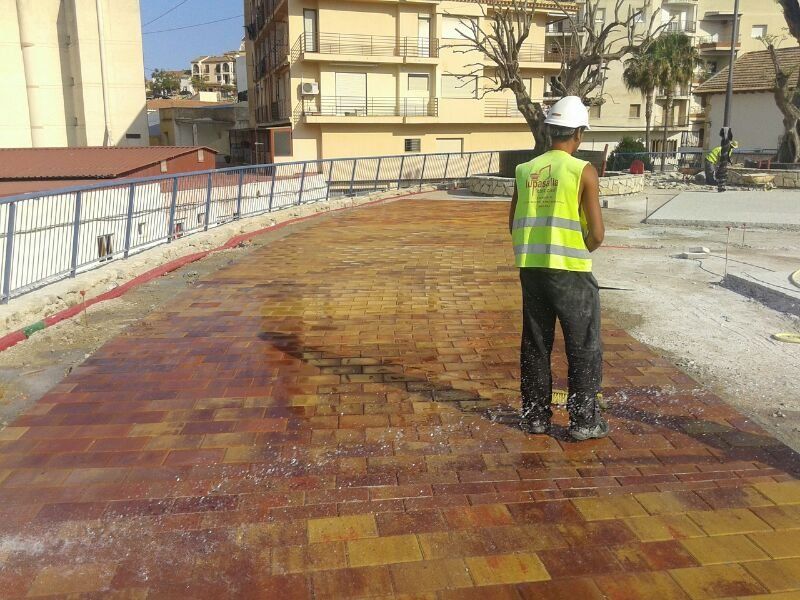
[
  {"left": 466, "top": 152, "right": 473, "bottom": 177},
  {"left": 123, "top": 183, "right": 136, "bottom": 258},
  {"left": 397, "top": 155, "right": 405, "bottom": 190},
  {"left": 487, "top": 152, "right": 495, "bottom": 174},
  {"left": 167, "top": 177, "right": 178, "bottom": 242},
  {"left": 374, "top": 157, "right": 382, "bottom": 192},
  {"left": 204, "top": 172, "right": 213, "bottom": 231},
  {"left": 2, "top": 203, "right": 16, "bottom": 303},
  {"left": 69, "top": 191, "right": 82, "bottom": 276},
  {"left": 419, "top": 154, "right": 427, "bottom": 190},
  {"left": 349, "top": 159, "right": 357, "bottom": 196},
  {"left": 443, "top": 153, "right": 450, "bottom": 183},
  {"left": 297, "top": 162, "right": 307, "bottom": 205},
  {"left": 324, "top": 160, "right": 333, "bottom": 202},
  {"left": 236, "top": 170, "right": 245, "bottom": 218},
  {"left": 268, "top": 166, "right": 277, "bottom": 211}
]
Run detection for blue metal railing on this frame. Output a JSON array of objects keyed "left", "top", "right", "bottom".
[{"left": 0, "top": 150, "right": 498, "bottom": 303}]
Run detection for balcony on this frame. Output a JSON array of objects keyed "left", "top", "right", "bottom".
[
  {"left": 294, "top": 33, "right": 439, "bottom": 63},
  {"left": 483, "top": 98, "right": 553, "bottom": 118},
  {"left": 663, "top": 0, "right": 698, "bottom": 4},
  {"left": 697, "top": 34, "right": 741, "bottom": 53},
  {"left": 665, "top": 20, "right": 696, "bottom": 33},
  {"left": 301, "top": 96, "right": 438, "bottom": 122},
  {"left": 545, "top": 17, "right": 586, "bottom": 35},
  {"left": 248, "top": 0, "right": 287, "bottom": 41}
]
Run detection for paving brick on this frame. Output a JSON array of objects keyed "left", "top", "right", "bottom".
[
  {"left": 389, "top": 558, "right": 473, "bottom": 594},
  {"left": 623, "top": 514, "right": 707, "bottom": 542},
  {"left": 465, "top": 553, "right": 550, "bottom": 585},
  {"left": 571, "top": 495, "right": 648, "bottom": 520},
  {"left": 594, "top": 571, "right": 689, "bottom": 600},
  {"left": 307, "top": 514, "right": 378, "bottom": 543},
  {"left": 743, "top": 558, "right": 800, "bottom": 592},
  {"left": 680, "top": 534, "right": 769, "bottom": 565},
  {"left": 748, "top": 530, "right": 800, "bottom": 559},
  {"left": 670, "top": 564, "right": 767, "bottom": 598},
  {"left": 753, "top": 481, "right": 800, "bottom": 505},
  {"left": 347, "top": 533, "right": 422, "bottom": 567},
  {"left": 687, "top": 508, "right": 773, "bottom": 536}
]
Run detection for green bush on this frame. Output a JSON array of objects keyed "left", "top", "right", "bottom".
[{"left": 608, "top": 137, "right": 653, "bottom": 172}]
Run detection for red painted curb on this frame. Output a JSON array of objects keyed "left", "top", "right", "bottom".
[{"left": 0, "top": 190, "right": 425, "bottom": 353}]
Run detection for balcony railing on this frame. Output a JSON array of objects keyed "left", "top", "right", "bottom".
[
  {"left": 666, "top": 20, "right": 697, "bottom": 33},
  {"left": 697, "top": 34, "right": 741, "bottom": 47},
  {"left": 484, "top": 99, "right": 554, "bottom": 117},
  {"left": 302, "top": 96, "right": 438, "bottom": 118},
  {"left": 297, "top": 33, "right": 440, "bottom": 59},
  {"left": 270, "top": 100, "right": 291, "bottom": 121}
]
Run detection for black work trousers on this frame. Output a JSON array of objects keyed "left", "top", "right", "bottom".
[
  {"left": 704, "top": 161, "right": 717, "bottom": 185},
  {"left": 519, "top": 267, "right": 603, "bottom": 428}
]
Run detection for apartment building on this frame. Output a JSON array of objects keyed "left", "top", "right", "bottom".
[
  {"left": 243, "top": 0, "right": 582, "bottom": 162},
  {"left": 192, "top": 50, "right": 243, "bottom": 88},
  {"left": 240, "top": 0, "right": 786, "bottom": 163},
  {"left": 1, "top": 0, "right": 149, "bottom": 148}
]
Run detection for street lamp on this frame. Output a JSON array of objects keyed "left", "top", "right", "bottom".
[{"left": 716, "top": 0, "right": 740, "bottom": 192}]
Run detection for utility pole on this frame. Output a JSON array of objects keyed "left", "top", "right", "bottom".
[{"left": 716, "top": 0, "right": 740, "bottom": 192}]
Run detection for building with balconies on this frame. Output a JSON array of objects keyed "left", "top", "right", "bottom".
[{"left": 241, "top": 0, "right": 583, "bottom": 163}]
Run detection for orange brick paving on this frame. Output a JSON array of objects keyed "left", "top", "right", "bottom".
[{"left": 0, "top": 198, "right": 799, "bottom": 599}]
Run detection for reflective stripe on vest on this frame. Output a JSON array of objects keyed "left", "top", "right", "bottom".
[{"left": 512, "top": 150, "right": 591, "bottom": 272}]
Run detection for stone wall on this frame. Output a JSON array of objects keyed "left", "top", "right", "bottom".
[
  {"left": 729, "top": 167, "right": 800, "bottom": 189},
  {"left": 467, "top": 172, "right": 644, "bottom": 200}
]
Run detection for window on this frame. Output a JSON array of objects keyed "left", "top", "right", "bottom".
[
  {"left": 594, "top": 8, "right": 605, "bottom": 25},
  {"left": 97, "top": 234, "right": 114, "bottom": 262},
  {"left": 407, "top": 74, "right": 429, "bottom": 92},
  {"left": 442, "top": 16, "right": 477, "bottom": 39},
  {"left": 125, "top": 133, "right": 141, "bottom": 140},
  {"left": 404, "top": 138, "right": 421, "bottom": 153},
  {"left": 204, "top": 65, "right": 209, "bottom": 73},
  {"left": 629, "top": 103, "right": 641, "bottom": 118},
  {"left": 160, "top": 160, "right": 168, "bottom": 173},
  {"left": 193, "top": 64, "right": 199, "bottom": 74},
  {"left": 304, "top": 9, "right": 318, "bottom": 52},
  {"left": 589, "top": 104, "right": 601, "bottom": 119},
  {"left": 751, "top": 24, "right": 767, "bottom": 39},
  {"left": 198, "top": 149, "right": 205, "bottom": 162},
  {"left": 442, "top": 74, "right": 478, "bottom": 98}
]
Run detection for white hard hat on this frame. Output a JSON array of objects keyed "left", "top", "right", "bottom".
[{"left": 544, "top": 95, "right": 591, "bottom": 130}]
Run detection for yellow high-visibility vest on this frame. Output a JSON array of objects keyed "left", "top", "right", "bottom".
[
  {"left": 512, "top": 149, "right": 591, "bottom": 272},
  {"left": 706, "top": 146, "right": 733, "bottom": 164}
]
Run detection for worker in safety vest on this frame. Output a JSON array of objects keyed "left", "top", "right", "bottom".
[
  {"left": 509, "top": 96, "right": 607, "bottom": 441},
  {"left": 704, "top": 140, "right": 738, "bottom": 185}
]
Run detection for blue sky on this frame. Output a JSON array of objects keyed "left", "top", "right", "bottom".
[{"left": 140, "top": 0, "right": 245, "bottom": 76}]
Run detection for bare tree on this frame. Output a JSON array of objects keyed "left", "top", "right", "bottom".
[
  {"left": 446, "top": 0, "right": 667, "bottom": 152},
  {"left": 766, "top": 41, "right": 800, "bottom": 162},
  {"left": 776, "top": 0, "right": 800, "bottom": 43}
]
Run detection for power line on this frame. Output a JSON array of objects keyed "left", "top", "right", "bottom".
[
  {"left": 143, "top": 14, "right": 243, "bottom": 35},
  {"left": 142, "top": 0, "right": 193, "bottom": 27}
]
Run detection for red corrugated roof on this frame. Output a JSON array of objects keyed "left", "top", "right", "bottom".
[{"left": 0, "top": 146, "right": 216, "bottom": 181}]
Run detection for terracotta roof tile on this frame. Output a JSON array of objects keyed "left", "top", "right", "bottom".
[
  {"left": 146, "top": 98, "right": 231, "bottom": 110},
  {"left": 0, "top": 147, "right": 216, "bottom": 181},
  {"left": 695, "top": 47, "right": 800, "bottom": 95}
]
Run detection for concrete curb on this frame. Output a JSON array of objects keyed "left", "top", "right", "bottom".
[
  {"left": 721, "top": 273, "right": 800, "bottom": 317},
  {"left": 0, "top": 191, "right": 422, "bottom": 354}
]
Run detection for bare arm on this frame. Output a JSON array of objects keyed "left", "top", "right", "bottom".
[
  {"left": 509, "top": 181, "right": 518, "bottom": 235},
  {"left": 580, "top": 164, "right": 604, "bottom": 252}
]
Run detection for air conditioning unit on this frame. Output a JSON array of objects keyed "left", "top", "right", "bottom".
[{"left": 301, "top": 81, "right": 319, "bottom": 95}]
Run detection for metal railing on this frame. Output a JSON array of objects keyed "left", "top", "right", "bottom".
[
  {"left": 301, "top": 96, "right": 439, "bottom": 118},
  {"left": 483, "top": 99, "right": 551, "bottom": 117},
  {"left": 0, "top": 150, "right": 498, "bottom": 303},
  {"left": 296, "top": 32, "right": 439, "bottom": 59},
  {"left": 666, "top": 20, "right": 696, "bottom": 33},
  {"left": 697, "top": 34, "right": 741, "bottom": 46},
  {"left": 607, "top": 149, "right": 775, "bottom": 172}
]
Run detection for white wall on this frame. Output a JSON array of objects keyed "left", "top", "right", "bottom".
[{"left": 706, "top": 92, "right": 783, "bottom": 151}]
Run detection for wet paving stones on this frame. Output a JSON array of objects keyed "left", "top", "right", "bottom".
[{"left": 0, "top": 199, "right": 798, "bottom": 597}]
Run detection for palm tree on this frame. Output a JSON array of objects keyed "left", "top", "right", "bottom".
[
  {"left": 623, "top": 47, "right": 660, "bottom": 155},
  {"left": 652, "top": 33, "right": 700, "bottom": 171}
]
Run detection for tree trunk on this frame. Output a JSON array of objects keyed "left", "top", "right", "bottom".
[
  {"left": 659, "top": 96, "right": 673, "bottom": 172},
  {"left": 511, "top": 79, "right": 550, "bottom": 154},
  {"left": 769, "top": 46, "right": 800, "bottom": 163},
  {"left": 644, "top": 89, "right": 654, "bottom": 156}
]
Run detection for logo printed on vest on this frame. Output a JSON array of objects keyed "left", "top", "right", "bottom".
[{"left": 526, "top": 164, "right": 557, "bottom": 190}]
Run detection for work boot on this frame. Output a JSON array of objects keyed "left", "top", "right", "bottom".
[
  {"left": 520, "top": 407, "right": 550, "bottom": 434},
  {"left": 569, "top": 417, "right": 610, "bottom": 441}
]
